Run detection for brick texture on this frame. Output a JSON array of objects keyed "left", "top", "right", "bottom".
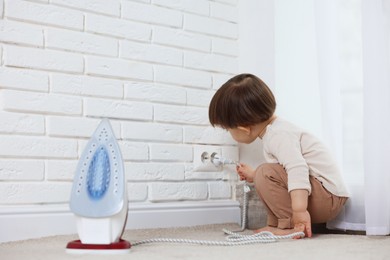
[{"left": 0, "top": 0, "right": 239, "bottom": 206}]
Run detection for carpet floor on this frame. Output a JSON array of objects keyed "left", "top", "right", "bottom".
[{"left": 1, "top": 223, "right": 389, "bottom": 260}]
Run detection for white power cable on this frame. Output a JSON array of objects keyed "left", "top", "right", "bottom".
[
  {"left": 132, "top": 181, "right": 305, "bottom": 246},
  {"left": 133, "top": 196, "right": 304, "bottom": 246},
  {"left": 132, "top": 230, "right": 304, "bottom": 246}
]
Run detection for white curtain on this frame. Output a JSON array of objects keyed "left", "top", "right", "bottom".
[
  {"left": 275, "top": 0, "right": 367, "bottom": 232},
  {"left": 313, "top": 0, "right": 347, "bottom": 230},
  {"left": 275, "top": 0, "right": 390, "bottom": 234},
  {"left": 314, "top": 0, "right": 367, "bottom": 232},
  {"left": 362, "top": 0, "right": 390, "bottom": 235},
  {"left": 313, "top": 0, "right": 390, "bottom": 234}
]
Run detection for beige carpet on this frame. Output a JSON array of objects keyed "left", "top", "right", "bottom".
[{"left": 1, "top": 223, "right": 389, "bottom": 260}]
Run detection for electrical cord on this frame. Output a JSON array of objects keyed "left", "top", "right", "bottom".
[
  {"left": 132, "top": 182, "right": 305, "bottom": 246},
  {"left": 132, "top": 230, "right": 304, "bottom": 246}
]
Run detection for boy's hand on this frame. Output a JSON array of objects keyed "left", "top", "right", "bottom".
[
  {"left": 290, "top": 189, "right": 311, "bottom": 238},
  {"left": 236, "top": 163, "right": 255, "bottom": 183},
  {"left": 292, "top": 210, "right": 312, "bottom": 238}
]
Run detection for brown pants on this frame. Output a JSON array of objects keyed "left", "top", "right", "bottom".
[{"left": 254, "top": 163, "right": 348, "bottom": 229}]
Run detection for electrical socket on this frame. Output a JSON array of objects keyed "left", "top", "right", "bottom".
[{"left": 192, "top": 145, "right": 222, "bottom": 172}]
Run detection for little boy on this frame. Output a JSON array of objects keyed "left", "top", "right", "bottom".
[{"left": 209, "top": 73, "right": 349, "bottom": 237}]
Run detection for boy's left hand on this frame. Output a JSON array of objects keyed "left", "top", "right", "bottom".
[{"left": 292, "top": 210, "right": 312, "bottom": 238}]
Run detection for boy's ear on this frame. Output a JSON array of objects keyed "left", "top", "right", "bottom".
[{"left": 237, "top": 126, "right": 251, "bottom": 135}]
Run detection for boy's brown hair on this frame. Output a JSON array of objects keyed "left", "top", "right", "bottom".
[{"left": 209, "top": 73, "right": 276, "bottom": 129}]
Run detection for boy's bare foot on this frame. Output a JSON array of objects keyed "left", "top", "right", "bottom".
[{"left": 254, "top": 225, "right": 306, "bottom": 239}]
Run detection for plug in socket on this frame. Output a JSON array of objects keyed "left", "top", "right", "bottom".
[{"left": 192, "top": 145, "right": 222, "bottom": 172}]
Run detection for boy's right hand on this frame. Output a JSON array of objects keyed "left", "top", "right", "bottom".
[
  {"left": 236, "top": 163, "right": 255, "bottom": 183},
  {"left": 292, "top": 210, "right": 312, "bottom": 238}
]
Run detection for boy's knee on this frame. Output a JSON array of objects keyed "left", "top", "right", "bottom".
[
  {"left": 256, "top": 163, "right": 283, "bottom": 178},
  {"left": 254, "top": 163, "right": 275, "bottom": 186},
  {"left": 254, "top": 163, "right": 286, "bottom": 189}
]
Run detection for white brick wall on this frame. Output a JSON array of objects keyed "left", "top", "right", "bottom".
[
  {"left": 51, "top": 74, "right": 123, "bottom": 98},
  {"left": 6, "top": 0, "right": 84, "bottom": 30},
  {"left": 208, "top": 181, "right": 231, "bottom": 199},
  {"left": 85, "top": 14, "right": 151, "bottom": 41},
  {"left": 153, "top": 0, "right": 210, "bottom": 15},
  {"left": 0, "top": 68, "right": 49, "bottom": 92},
  {"left": 51, "top": 0, "right": 121, "bottom": 16},
  {"left": 184, "top": 13, "right": 238, "bottom": 38},
  {"left": 122, "top": 2, "right": 183, "bottom": 28},
  {"left": 0, "top": 0, "right": 239, "bottom": 210},
  {"left": 0, "top": 112, "right": 44, "bottom": 135},
  {"left": 46, "top": 28, "right": 119, "bottom": 57},
  {"left": 4, "top": 45, "right": 84, "bottom": 73},
  {"left": 153, "top": 26, "right": 211, "bottom": 52},
  {"left": 149, "top": 182, "right": 208, "bottom": 202},
  {"left": 124, "top": 82, "right": 186, "bottom": 105},
  {"left": 0, "top": 20, "right": 44, "bottom": 47},
  {"left": 126, "top": 163, "right": 185, "bottom": 181},
  {"left": 0, "top": 160, "right": 45, "bottom": 181}
]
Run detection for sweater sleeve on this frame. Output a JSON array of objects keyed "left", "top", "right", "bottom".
[{"left": 267, "top": 132, "right": 312, "bottom": 194}]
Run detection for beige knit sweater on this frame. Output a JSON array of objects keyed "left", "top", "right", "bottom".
[{"left": 262, "top": 118, "right": 349, "bottom": 197}]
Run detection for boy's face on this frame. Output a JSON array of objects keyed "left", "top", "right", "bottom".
[{"left": 228, "top": 127, "right": 257, "bottom": 144}]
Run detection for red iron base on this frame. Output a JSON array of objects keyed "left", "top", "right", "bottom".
[{"left": 66, "top": 239, "right": 131, "bottom": 255}]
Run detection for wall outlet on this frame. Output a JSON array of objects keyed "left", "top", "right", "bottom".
[{"left": 192, "top": 145, "right": 222, "bottom": 172}]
